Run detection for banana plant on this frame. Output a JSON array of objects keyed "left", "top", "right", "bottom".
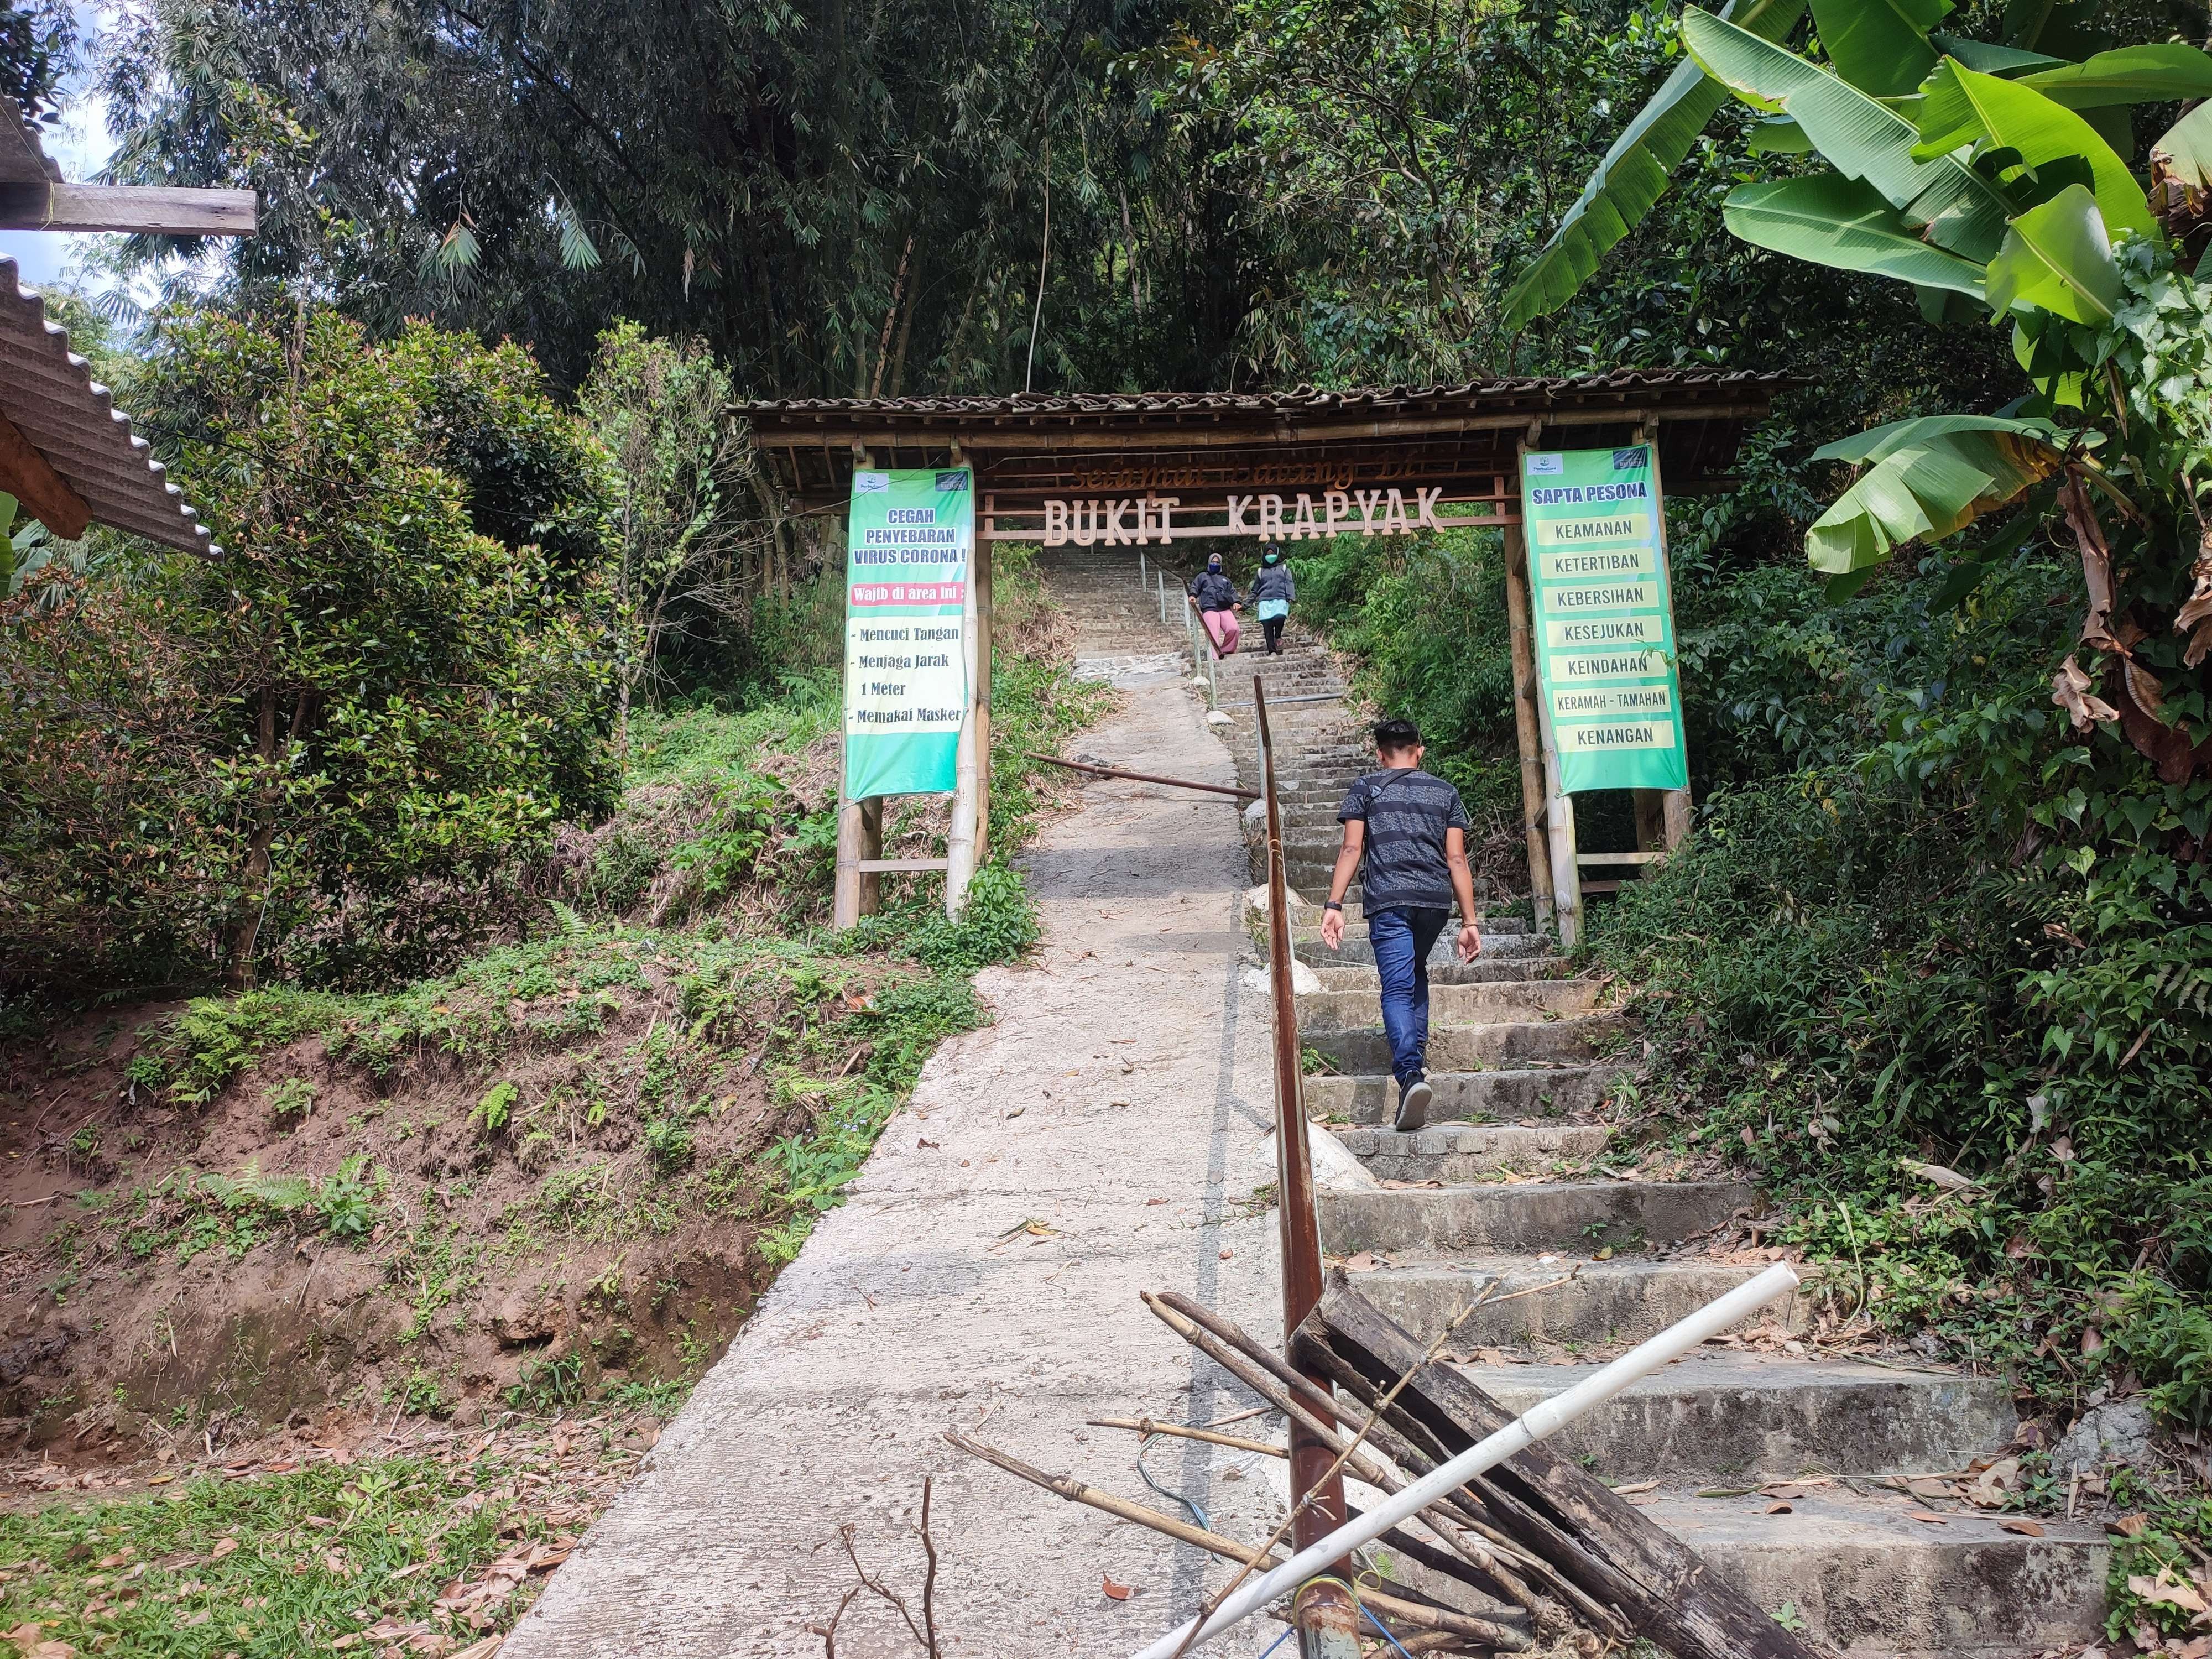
[{"left": 1509, "top": 0, "right": 2212, "bottom": 776}]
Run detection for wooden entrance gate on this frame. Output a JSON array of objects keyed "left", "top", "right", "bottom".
[{"left": 733, "top": 373, "right": 1791, "bottom": 936}]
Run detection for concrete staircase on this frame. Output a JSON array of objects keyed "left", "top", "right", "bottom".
[
  {"left": 1051, "top": 545, "right": 1194, "bottom": 685},
  {"left": 1209, "top": 630, "right": 2110, "bottom": 1655}
]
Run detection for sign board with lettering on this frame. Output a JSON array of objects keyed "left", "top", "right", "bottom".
[
  {"left": 1518, "top": 444, "right": 1688, "bottom": 794},
  {"left": 844, "top": 468, "right": 973, "bottom": 799}
]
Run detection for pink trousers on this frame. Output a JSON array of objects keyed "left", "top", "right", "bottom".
[{"left": 1202, "top": 608, "right": 1240, "bottom": 656}]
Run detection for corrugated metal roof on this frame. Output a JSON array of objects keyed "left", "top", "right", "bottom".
[
  {"left": 1, "top": 255, "right": 215, "bottom": 554},
  {"left": 733, "top": 369, "right": 1797, "bottom": 424}
]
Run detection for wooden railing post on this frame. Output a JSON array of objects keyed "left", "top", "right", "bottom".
[
  {"left": 1515, "top": 429, "right": 1581, "bottom": 946},
  {"left": 1502, "top": 519, "right": 1556, "bottom": 930}
]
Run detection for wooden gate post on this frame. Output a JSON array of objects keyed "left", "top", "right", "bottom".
[
  {"left": 943, "top": 493, "right": 983, "bottom": 917},
  {"left": 974, "top": 495, "right": 994, "bottom": 864},
  {"left": 1501, "top": 520, "right": 1557, "bottom": 929},
  {"left": 834, "top": 792, "right": 865, "bottom": 929},
  {"left": 1516, "top": 430, "right": 1582, "bottom": 947},
  {"left": 1640, "top": 418, "right": 1693, "bottom": 853}
]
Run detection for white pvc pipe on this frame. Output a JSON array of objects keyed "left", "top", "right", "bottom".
[{"left": 1126, "top": 1261, "right": 1800, "bottom": 1659}]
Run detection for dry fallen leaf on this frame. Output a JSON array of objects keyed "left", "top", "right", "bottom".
[
  {"left": 1340, "top": 1252, "right": 1379, "bottom": 1272},
  {"left": 1765, "top": 1502, "right": 1793, "bottom": 1515},
  {"left": 2111, "top": 1512, "right": 2150, "bottom": 1537},
  {"left": 2128, "top": 1571, "right": 2210, "bottom": 1616},
  {"left": 210, "top": 1537, "right": 240, "bottom": 1560},
  {"left": 1102, "top": 1575, "right": 1135, "bottom": 1601},
  {"left": 1906, "top": 1511, "right": 1949, "bottom": 1526},
  {"left": 1998, "top": 1518, "right": 2045, "bottom": 1537}
]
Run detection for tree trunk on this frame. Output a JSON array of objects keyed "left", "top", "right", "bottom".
[{"left": 226, "top": 689, "right": 285, "bottom": 991}]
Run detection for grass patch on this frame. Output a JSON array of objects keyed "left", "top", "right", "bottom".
[{"left": 0, "top": 1458, "right": 544, "bottom": 1655}]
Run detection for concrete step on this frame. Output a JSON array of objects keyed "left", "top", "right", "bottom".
[
  {"left": 1318, "top": 1177, "right": 1756, "bottom": 1255},
  {"left": 1464, "top": 1353, "right": 2016, "bottom": 1481},
  {"left": 1336, "top": 1121, "right": 1611, "bottom": 1181},
  {"left": 1305, "top": 1064, "right": 1631, "bottom": 1124},
  {"left": 1296, "top": 978, "right": 1603, "bottom": 1030},
  {"left": 1306, "top": 957, "right": 1564, "bottom": 987},
  {"left": 1343, "top": 1256, "right": 1807, "bottom": 1348},
  {"left": 1653, "top": 1488, "right": 2106, "bottom": 1657},
  {"left": 1286, "top": 902, "right": 1533, "bottom": 931},
  {"left": 1288, "top": 933, "right": 1551, "bottom": 969},
  {"left": 1302, "top": 1011, "right": 1629, "bottom": 1073}
]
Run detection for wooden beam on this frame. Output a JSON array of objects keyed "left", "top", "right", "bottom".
[
  {"left": 0, "top": 408, "right": 90, "bottom": 539},
  {"left": 0, "top": 183, "right": 258, "bottom": 236},
  {"left": 743, "top": 404, "right": 1767, "bottom": 455},
  {"left": 1502, "top": 521, "right": 1554, "bottom": 931}
]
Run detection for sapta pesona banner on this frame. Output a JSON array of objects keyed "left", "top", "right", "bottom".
[
  {"left": 843, "top": 468, "right": 974, "bottom": 800},
  {"left": 1518, "top": 444, "right": 1689, "bottom": 794}
]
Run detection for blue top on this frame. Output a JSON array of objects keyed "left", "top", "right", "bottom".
[{"left": 1337, "top": 768, "right": 1469, "bottom": 912}]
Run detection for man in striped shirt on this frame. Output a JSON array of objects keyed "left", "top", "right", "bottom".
[{"left": 1318, "top": 719, "right": 1483, "bottom": 1131}]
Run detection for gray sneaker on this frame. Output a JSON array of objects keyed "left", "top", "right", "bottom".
[{"left": 1394, "top": 1077, "right": 1432, "bottom": 1133}]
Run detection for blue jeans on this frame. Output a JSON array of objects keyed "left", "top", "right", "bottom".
[{"left": 1368, "top": 906, "right": 1449, "bottom": 1087}]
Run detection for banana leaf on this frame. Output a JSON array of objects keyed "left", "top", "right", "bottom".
[
  {"left": 1749, "top": 114, "right": 1817, "bottom": 152},
  {"left": 1811, "top": 0, "right": 1949, "bottom": 96},
  {"left": 1947, "top": 63, "right": 2150, "bottom": 237},
  {"left": 2019, "top": 43, "right": 2212, "bottom": 108},
  {"left": 1500, "top": 0, "right": 1807, "bottom": 329},
  {"left": 1682, "top": 9, "right": 2012, "bottom": 260},
  {"left": 1927, "top": 33, "right": 2065, "bottom": 73},
  {"left": 1805, "top": 414, "right": 2070, "bottom": 573},
  {"left": 1985, "top": 183, "right": 2124, "bottom": 322},
  {"left": 2153, "top": 100, "right": 2212, "bottom": 189},
  {"left": 1724, "top": 174, "right": 1990, "bottom": 294}
]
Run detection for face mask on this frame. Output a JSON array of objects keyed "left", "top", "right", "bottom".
[
  {"left": 1208, "top": 557, "right": 1223, "bottom": 571},
  {"left": 1263, "top": 552, "right": 1280, "bottom": 566}
]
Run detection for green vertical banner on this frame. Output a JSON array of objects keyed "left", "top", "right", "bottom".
[
  {"left": 1519, "top": 444, "right": 1689, "bottom": 794},
  {"left": 843, "top": 468, "right": 974, "bottom": 799}
]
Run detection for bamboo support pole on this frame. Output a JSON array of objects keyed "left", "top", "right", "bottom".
[
  {"left": 1501, "top": 520, "right": 1555, "bottom": 930},
  {"left": 975, "top": 535, "right": 993, "bottom": 863}
]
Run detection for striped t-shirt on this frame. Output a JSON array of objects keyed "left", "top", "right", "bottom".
[{"left": 1337, "top": 768, "right": 1469, "bottom": 911}]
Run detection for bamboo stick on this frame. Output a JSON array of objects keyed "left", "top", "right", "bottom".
[
  {"left": 941, "top": 1431, "right": 1526, "bottom": 1652},
  {"left": 1127, "top": 1264, "right": 1804, "bottom": 1659},
  {"left": 1138, "top": 1293, "right": 1568, "bottom": 1633},
  {"left": 1086, "top": 1417, "right": 1286, "bottom": 1459},
  {"left": 1150, "top": 1287, "right": 1627, "bottom": 1641},
  {"left": 1150, "top": 1290, "right": 1562, "bottom": 1575}
]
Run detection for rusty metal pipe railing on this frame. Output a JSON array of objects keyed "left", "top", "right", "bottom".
[
  {"left": 1253, "top": 679, "right": 1361, "bottom": 1658},
  {"left": 1026, "top": 752, "right": 1259, "bottom": 801}
]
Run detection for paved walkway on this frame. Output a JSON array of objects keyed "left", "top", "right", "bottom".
[{"left": 505, "top": 652, "right": 1293, "bottom": 1655}]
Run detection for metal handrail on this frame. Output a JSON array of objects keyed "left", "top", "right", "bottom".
[{"left": 1252, "top": 679, "right": 1357, "bottom": 1642}]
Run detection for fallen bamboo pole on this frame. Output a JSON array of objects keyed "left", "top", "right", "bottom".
[
  {"left": 1126, "top": 1262, "right": 1803, "bottom": 1659},
  {"left": 1026, "top": 752, "right": 1259, "bottom": 800},
  {"left": 1087, "top": 1417, "right": 1286, "bottom": 1459},
  {"left": 1146, "top": 1296, "right": 1568, "bottom": 1578},
  {"left": 1139, "top": 1292, "right": 1578, "bottom": 1636},
  {"left": 941, "top": 1431, "right": 1526, "bottom": 1652}
]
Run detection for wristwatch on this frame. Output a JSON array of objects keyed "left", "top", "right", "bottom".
[{"left": 1323, "top": 901, "right": 1343, "bottom": 912}]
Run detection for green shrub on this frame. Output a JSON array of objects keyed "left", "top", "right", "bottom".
[
  {"left": 316, "top": 1171, "right": 377, "bottom": 1240},
  {"left": 641, "top": 1114, "right": 695, "bottom": 1173},
  {"left": 265, "top": 1076, "right": 316, "bottom": 1121},
  {"left": 0, "top": 310, "right": 617, "bottom": 998},
  {"left": 155, "top": 990, "right": 345, "bottom": 1105},
  {"left": 908, "top": 863, "right": 1038, "bottom": 973},
  {"left": 472, "top": 1081, "right": 518, "bottom": 1136},
  {"left": 588, "top": 827, "right": 661, "bottom": 914}
]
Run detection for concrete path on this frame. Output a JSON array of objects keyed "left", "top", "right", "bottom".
[{"left": 506, "top": 572, "right": 1294, "bottom": 1655}]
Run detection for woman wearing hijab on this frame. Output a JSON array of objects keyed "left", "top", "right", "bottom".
[
  {"left": 1250, "top": 542, "right": 1295, "bottom": 655},
  {"left": 1186, "top": 551, "right": 1241, "bottom": 656}
]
